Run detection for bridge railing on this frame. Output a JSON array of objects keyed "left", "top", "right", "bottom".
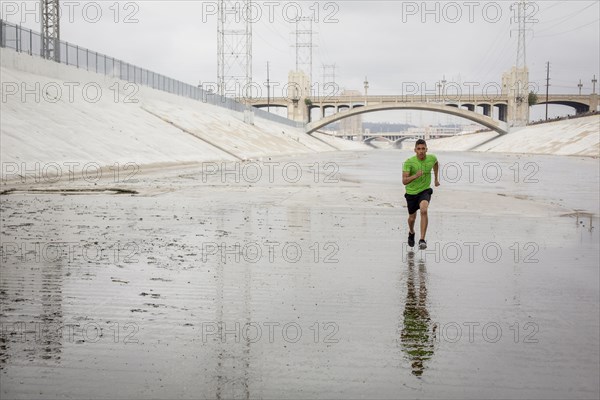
[
  {"left": 251, "top": 94, "right": 512, "bottom": 105},
  {"left": 296, "top": 94, "right": 590, "bottom": 105},
  {"left": 0, "top": 19, "right": 303, "bottom": 128}
]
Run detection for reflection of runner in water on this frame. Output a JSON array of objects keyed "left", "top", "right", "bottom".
[
  {"left": 402, "top": 139, "right": 439, "bottom": 250},
  {"left": 401, "top": 251, "right": 436, "bottom": 377}
]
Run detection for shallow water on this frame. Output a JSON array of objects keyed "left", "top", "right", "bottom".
[{"left": 1, "top": 150, "right": 599, "bottom": 399}]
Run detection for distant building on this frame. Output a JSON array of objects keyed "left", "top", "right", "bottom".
[{"left": 406, "top": 124, "right": 483, "bottom": 139}]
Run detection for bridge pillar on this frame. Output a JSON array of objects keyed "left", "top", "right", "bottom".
[
  {"left": 287, "top": 100, "right": 309, "bottom": 122},
  {"left": 286, "top": 71, "right": 311, "bottom": 123},
  {"left": 481, "top": 104, "right": 492, "bottom": 117},
  {"left": 497, "top": 104, "right": 507, "bottom": 122},
  {"left": 590, "top": 94, "right": 599, "bottom": 113},
  {"left": 575, "top": 104, "right": 590, "bottom": 114},
  {"left": 502, "top": 67, "right": 529, "bottom": 126}
]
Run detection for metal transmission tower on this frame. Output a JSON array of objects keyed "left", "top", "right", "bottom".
[
  {"left": 41, "top": 0, "right": 60, "bottom": 61},
  {"left": 510, "top": 0, "right": 530, "bottom": 126},
  {"left": 217, "top": 0, "right": 252, "bottom": 98},
  {"left": 322, "top": 63, "right": 336, "bottom": 96},
  {"left": 293, "top": 17, "right": 316, "bottom": 83},
  {"left": 514, "top": 0, "right": 527, "bottom": 73}
]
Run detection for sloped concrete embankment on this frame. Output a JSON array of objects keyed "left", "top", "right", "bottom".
[
  {"left": 0, "top": 48, "right": 368, "bottom": 185},
  {"left": 427, "top": 115, "right": 599, "bottom": 157}
]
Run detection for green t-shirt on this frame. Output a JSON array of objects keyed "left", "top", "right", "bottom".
[{"left": 403, "top": 154, "right": 438, "bottom": 195}]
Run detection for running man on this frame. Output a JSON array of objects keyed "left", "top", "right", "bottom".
[{"left": 402, "top": 139, "right": 440, "bottom": 249}]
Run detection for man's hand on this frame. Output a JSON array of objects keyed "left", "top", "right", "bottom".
[
  {"left": 415, "top": 170, "right": 423, "bottom": 178},
  {"left": 433, "top": 161, "right": 440, "bottom": 187}
]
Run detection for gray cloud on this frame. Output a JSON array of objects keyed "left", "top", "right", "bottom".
[{"left": 2, "top": 0, "right": 598, "bottom": 122}]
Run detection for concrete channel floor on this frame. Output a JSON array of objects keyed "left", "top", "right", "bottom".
[{"left": 1, "top": 149, "right": 598, "bottom": 399}]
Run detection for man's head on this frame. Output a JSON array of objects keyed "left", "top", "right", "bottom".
[{"left": 414, "top": 139, "right": 427, "bottom": 160}]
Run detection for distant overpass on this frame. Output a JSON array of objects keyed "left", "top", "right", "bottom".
[{"left": 325, "top": 131, "right": 459, "bottom": 141}]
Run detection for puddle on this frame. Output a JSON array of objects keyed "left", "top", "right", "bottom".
[{"left": 1, "top": 188, "right": 138, "bottom": 195}]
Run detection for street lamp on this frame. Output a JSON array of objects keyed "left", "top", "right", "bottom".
[
  {"left": 578, "top": 79, "right": 583, "bottom": 95},
  {"left": 593, "top": 75, "right": 598, "bottom": 94},
  {"left": 363, "top": 76, "right": 369, "bottom": 106},
  {"left": 441, "top": 76, "right": 447, "bottom": 102}
]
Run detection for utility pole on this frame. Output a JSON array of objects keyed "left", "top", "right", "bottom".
[
  {"left": 593, "top": 75, "right": 598, "bottom": 94},
  {"left": 545, "top": 61, "right": 550, "bottom": 121},
  {"left": 578, "top": 79, "right": 583, "bottom": 95},
  {"left": 266, "top": 61, "right": 270, "bottom": 113}
]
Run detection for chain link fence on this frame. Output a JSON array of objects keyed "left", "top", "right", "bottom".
[{"left": 0, "top": 19, "right": 303, "bottom": 128}]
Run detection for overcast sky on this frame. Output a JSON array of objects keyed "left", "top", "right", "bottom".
[{"left": 2, "top": 0, "right": 599, "bottom": 124}]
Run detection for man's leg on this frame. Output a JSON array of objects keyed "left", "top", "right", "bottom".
[
  {"left": 407, "top": 211, "right": 417, "bottom": 247},
  {"left": 419, "top": 200, "right": 429, "bottom": 240},
  {"left": 408, "top": 212, "right": 417, "bottom": 234}
]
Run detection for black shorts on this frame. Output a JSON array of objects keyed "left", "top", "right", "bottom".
[{"left": 404, "top": 188, "right": 433, "bottom": 215}]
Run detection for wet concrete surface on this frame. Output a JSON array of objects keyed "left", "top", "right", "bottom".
[{"left": 1, "top": 150, "right": 598, "bottom": 399}]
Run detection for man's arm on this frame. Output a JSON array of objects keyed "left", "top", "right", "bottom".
[
  {"left": 433, "top": 161, "right": 440, "bottom": 186},
  {"left": 403, "top": 170, "right": 423, "bottom": 186}
]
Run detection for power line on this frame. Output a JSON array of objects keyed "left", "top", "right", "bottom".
[
  {"left": 472, "top": 21, "right": 511, "bottom": 80},
  {"left": 536, "top": 18, "right": 600, "bottom": 38},
  {"left": 537, "top": 1, "right": 563, "bottom": 15},
  {"left": 536, "top": 2, "right": 597, "bottom": 32}
]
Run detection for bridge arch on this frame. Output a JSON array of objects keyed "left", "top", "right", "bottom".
[
  {"left": 363, "top": 136, "right": 392, "bottom": 144},
  {"left": 391, "top": 136, "right": 422, "bottom": 149},
  {"left": 534, "top": 100, "right": 589, "bottom": 114},
  {"left": 363, "top": 136, "right": 392, "bottom": 148},
  {"left": 306, "top": 103, "right": 509, "bottom": 135},
  {"left": 393, "top": 136, "right": 421, "bottom": 144}
]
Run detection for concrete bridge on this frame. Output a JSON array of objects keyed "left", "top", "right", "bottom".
[
  {"left": 245, "top": 92, "right": 598, "bottom": 135},
  {"left": 248, "top": 93, "right": 595, "bottom": 115},
  {"left": 329, "top": 132, "right": 423, "bottom": 141},
  {"left": 365, "top": 135, "right": 423, "bottom": 148},
  {"left": 320, "top": 132, "right": 424, "bottom": 148}
]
